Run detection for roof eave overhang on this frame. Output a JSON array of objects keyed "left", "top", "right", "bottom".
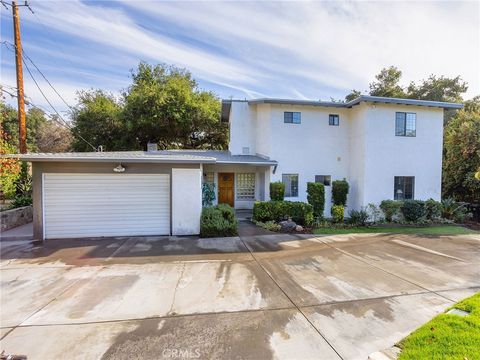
[
  {"left": 4, "top": 156, "right": 217, "bottom": 164},
  {"left": 215, "top": 160, "right": 278, "bottom": 166}
]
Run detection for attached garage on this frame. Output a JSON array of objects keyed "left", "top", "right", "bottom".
[
  {"left": 43, "top": 173, "right": 170, "bottom": 239},
  {"left": 17, "top": 151, "right": 216, "bottom": 241}
]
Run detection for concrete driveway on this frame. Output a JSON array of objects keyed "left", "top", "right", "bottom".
[{"left": 1, "top": 231, "right": 479, "bottom": 360}]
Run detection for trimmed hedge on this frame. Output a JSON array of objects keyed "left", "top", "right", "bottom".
[
  {"left": 200, "top": 204, "right": 238, "bottom": 238},
  {"left": 253, "top": 201, "right": 314, "bottom": 226},
  {"left": 400, "top": 200, "right": 426, "bottom": 222},
  {"left": 331, "top": 205, "right": 345, "bottom": 223},
  {"left": 307, "top": 182, "right": 325, "bottom": 218},
  {"left": 270, "top": 182, "right": 285, "bottom": 201},
  {"left": 332, "top": 180, "right": 349, "bottom": 206}
]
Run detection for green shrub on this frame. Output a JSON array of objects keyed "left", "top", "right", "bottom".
[
  {"left": 424, "top": 198, "right": 442, "bottom": 220},
  {"left": 331, "top": 205, "right": 345, "bottom": 223},
  {"left": 200, "top": 204, "right": 238, "bottom": 237},
  {"left": 252, "top": 201, "right": 314, "bottom": 226},
  {"left": 400, "top": 200, "right": 426, "bottom": 222},
  {"left": 9, "top": 195, "right": 32, "bottom": 209},
  {"left": 380, "top": 200, "right": 402, "bottom": 222},
  {"left": 270, "top": 182, "right": 285, "bottom": 201},
  {"left": 332, "top": 180, "right": 349, "bottom": 206},
  {"left": 348, "top": 208, "right": 368, "bottom": 226},
  {"left": 441, "top": 198, "right": 472, "bottom": 223},
  {"left": 307, "top": 182, "right": 325, "bottom": 218}
]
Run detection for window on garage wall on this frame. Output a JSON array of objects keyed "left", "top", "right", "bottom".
[{"left": 236, "top": 173, "right": 255, "bottom": 200}]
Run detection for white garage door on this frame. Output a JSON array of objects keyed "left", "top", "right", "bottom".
[{"left": 43, "top": 173, "right": 170, "bottom": 239}]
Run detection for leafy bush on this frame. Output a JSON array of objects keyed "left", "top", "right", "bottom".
[
  {"left": 270, "top": 182, "right": 285, "bottom": 201},
  {"left": 9, "top": 162, "right": 32, "bottom": 209},
  {"left": 400, "top": 200, "right": 426, "bottom": 222},
  {"left": 367, "top": 203, "right": 383, "bottom": 224},
  {"left": 441, "top": 198, "right": 472, "bottom": 223},
  {"left": 9, "top": 195, "right": 32, "bottom": 209},
  {"left": 254, "top": 220, "right": 281, "bottom": 232},
  {"left": 348, "top": 208, "right": 369, "bottom": 226},
  {"left": 307, "top": 182, "right": 325, "bottom": 218},
  {"left": 332, "top": 180, "right": 349, "bottom": 206},
  {"left": 380, "top": 200, "right": 402, "bottom": 222},
  {"left": 200, "top": 204, "right": 238, "bottom": 237},
  {"left": 0, "top": 133, "right": 21, "bottom": 199},
  {"left": 424, "top": 198, "right": 442, "bottom": 220},
  {"left": 252, "top": 201, "right": 314, "bottom": 226},
  {"left": 202, "top": 183, "right": 216, "bottom": 207},
  {"left": 331, "top": 205, "right": 345, "bottom": 223}
]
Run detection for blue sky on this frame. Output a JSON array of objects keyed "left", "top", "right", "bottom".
[{"left": 1, "top": 0, "right": 479, "bottom": 115}]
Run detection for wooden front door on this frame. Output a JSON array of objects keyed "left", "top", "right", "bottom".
[{"left": 218, "top": 173, "right": 234, "bottom": 207}]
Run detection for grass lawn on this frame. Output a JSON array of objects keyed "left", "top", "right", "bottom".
[
  {"left": 313, "top": 225, "right": 478, "bottom": 236},
  {"left": 397, "top": 292, "right": 480, "bottom": 360}
]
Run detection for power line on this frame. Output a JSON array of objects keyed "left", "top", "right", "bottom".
[{"left": 1, "top": 41, "right": 98, "bottom": 151}]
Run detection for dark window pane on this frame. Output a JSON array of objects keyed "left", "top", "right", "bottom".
[
  {"left": 315, "top": 175, "right": 331, "bottom": 186},
  {"left": 394, "top": 176, "right": 415, "bottom": 200},
  {"left": 284, "top": 112, "right": 293, "bottom": 123},
  {"left": 329, "top": 115, "right": 339, "bottom": 126},
  {"left": 395, "top": 112, "right": 406, "bottom": 136}
]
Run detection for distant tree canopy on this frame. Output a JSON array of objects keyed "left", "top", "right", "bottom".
[
  {"left": 71, "top": 63, "right": 228, "bottom": 152},
  {"left": 0, "top": 101, "right": 72, "bottom": 153},
  {"left": 345, "top": 66, "right": 468, "bottom": 105}
]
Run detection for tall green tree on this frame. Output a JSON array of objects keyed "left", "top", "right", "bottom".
[
  {"left": 71, "top": 90, "right": 122, "bottom": 151},
  {"left": 369, "top": 66, "right": 406, "bottom": 98},
  {"left": 442, "top": 96, "right": 480, "bottom": 203},
  {"left": 71, "top": 63, "right": 227, "bottom": 151},
  {"left": 122, "top": 63, "right": 227, "bottom": 150},
  {"left": 407, "top": 75, "right": 467, "bottom": 103}
]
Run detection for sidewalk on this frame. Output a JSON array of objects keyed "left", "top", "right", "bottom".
[{"left": 0, "top": 222, "right": 33, "bottom": 241}]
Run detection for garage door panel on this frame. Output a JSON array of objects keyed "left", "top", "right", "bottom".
[{"left": 43, "top": 174, "right": 170, "bottom": 239}]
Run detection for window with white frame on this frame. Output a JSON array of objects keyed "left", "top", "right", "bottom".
[
  {"left": 282, "top": 174, "right": 299, "bottom": 197},
  {"left": 236, "top": 173, "right": 255, "bottom": 200}
]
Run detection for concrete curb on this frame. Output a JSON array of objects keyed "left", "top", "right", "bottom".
[{"left": 368, "top": 346, "right": 401, "bottom": 360}]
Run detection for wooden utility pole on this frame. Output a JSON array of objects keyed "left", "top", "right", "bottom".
[{"left": 12, "top": 0, "right": 27, "bottom": 153}]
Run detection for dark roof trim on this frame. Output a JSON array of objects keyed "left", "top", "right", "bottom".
[{"left": 244, "top": 95, "right": 463, "bottom": 110}]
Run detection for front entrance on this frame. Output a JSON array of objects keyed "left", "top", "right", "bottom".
[{"left": 218, "top": 172, "right": 234, "bottom": 207}]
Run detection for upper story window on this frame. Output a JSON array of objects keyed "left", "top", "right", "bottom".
[
  {"left": 284, "top": 112, "right": 301, "bottom": 124},
  {"left": 236, "top": 173, "right": 255, "bottom": 200},
  {"left": 282, "top": 174, "right": 299, "bottom": 197},
  {"left": 395, "top": 112, "right": 416, "bottom": 137},
  {"left": 394, "top": 176, "right": 415, "bottom": 200},
  {"left": 315, "top": 175, "right": 331, "bottom": 186},
  {"left": 329, "top": 114, "right": 339, "bottom": 126}
]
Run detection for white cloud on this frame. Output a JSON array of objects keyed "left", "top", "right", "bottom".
[{"left": 1, "top": 0, "right": 478, "bottom": 112}]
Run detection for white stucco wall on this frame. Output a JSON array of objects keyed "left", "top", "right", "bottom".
[
  {"left": 172, "top": 168, "right": 202, "bottom": 235},
  {"left": 228, "top": 100, "right": 446, "bottom": 215},
  {"left": 361, "top": 103, "right": 444, "bottom": 205}
]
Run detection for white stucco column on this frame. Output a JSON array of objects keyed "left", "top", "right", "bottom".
[{"left": 172, "top": 168, "right": 202, "bottom": 235}]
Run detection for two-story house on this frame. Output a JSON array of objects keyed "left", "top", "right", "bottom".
[{"left": 14, "top": 96, "right": 462, "bottom": 240}]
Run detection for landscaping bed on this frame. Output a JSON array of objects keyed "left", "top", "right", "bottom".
[
  {"left": 313, "top": 224, "right": 478, "bottom": 236},
  {"left": 397, "top": 292, "right": 480, "bottom": 359}
]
